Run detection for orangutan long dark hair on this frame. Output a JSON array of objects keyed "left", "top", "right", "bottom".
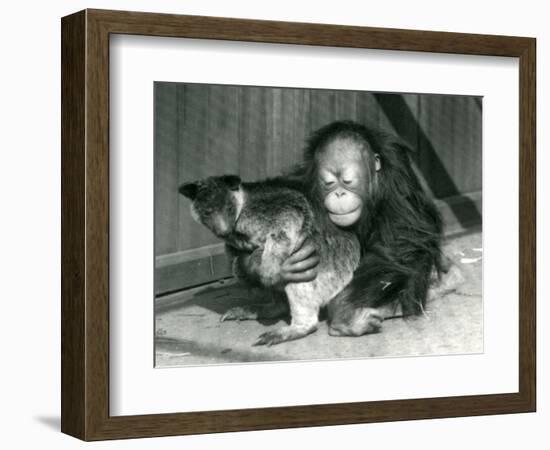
[{"left": 294, "top": 121, "right": 444, "bottom": 318}]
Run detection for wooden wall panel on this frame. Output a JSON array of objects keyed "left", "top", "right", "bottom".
[
  {"left": 374, "top": 93, "right": 434, "bottom": 195},
  {"left": 277, "top": 89, "right": 311, "bottom": 171},
  {"left": 177, "top": 84, "right": 218, "bottom": 251},
  {"left": 207, "top": 85, "right": 241, "bottom": 175},
  {"left": 418, "top": 95, "right": 482, "bottom": 198},
  {"left": 154, "top": 83, "right": 179, "bottom": 255},
  {"left": 355, "top": 92, "right": 379, "bottom": 129},
  {"left": 376, "top": 93, "right": 420, "bottom": 151},
  {"left": 265, "top": 88, "right": 284, "bottom": 175},
  {"left": 309, "top": 90, "right": 338, "bottom": 132},
  {"left": 155, "top": 83, "right": 483, "bottom": 294},
  {"left": 334, "top": 90, "right": 359, "bottom": 123},
  {"left": 238, "top": 87, "right": 270, "bottom": 181}
]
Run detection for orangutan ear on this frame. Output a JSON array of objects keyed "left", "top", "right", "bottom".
[{"left": 374, "top": 154, "right": 381, "bottom": 172}]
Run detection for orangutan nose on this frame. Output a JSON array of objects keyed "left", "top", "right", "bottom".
[{"left": 334, "top": 190, "right": 347, "bottom": 198}]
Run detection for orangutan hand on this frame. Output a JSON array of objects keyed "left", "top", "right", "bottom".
[{"left": 280, "top": 234, "right": 320, "bottom": 283}]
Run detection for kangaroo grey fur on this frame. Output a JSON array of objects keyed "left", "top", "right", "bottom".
[{"left": 179, "top": 175, "right": 361, "bottom": 346}]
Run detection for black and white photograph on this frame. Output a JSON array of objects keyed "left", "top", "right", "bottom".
[
  {"left": 3, "top": 0, "right": 543, "bottom": 446},
  {"left": 154, "top": 83, "right": 483, "bottom": 367}
]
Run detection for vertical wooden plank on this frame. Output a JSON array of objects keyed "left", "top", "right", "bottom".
[
  {"left": 154, "top": 83, "right": 179, "bottom": 256},
  {"left": 266, "top": 88, "right": 284, "bottom": 175},
  {"left": 267, "top": 88, "right": 314, "bottom": 176},
  {"left": 334, "top": 90, "right": 358, "bottom": 121},
  {"left": 177, "top": 84, "right": 220, "bottom": 252},
  {"left": 459, "top": 97, "right": 483, "bottom": 192},
  {"left": 309, "top": 89, "right": 337, "bottom": 132},
  {"left": 356, "top": 92, "right": 380, "bottom": 128},
  {"left": 277, "top": 88, "right": 311, "bottom": 171},
  {"left": 309, "top": 88, "right": 364, "bottom": 134},
  {"left": 418, "top": 94, "right": 446, "bottom": 197},
  {"left": 177, "top": 84, "right": 242, "bottom": 252},
  {"left": 377, "top": 93, "right": 420, "bottom": 151},
  {"left": 374, "top": 92, "right": 437, "bottom": 195},
  {"left": 207, "top": 85, "right": 241, "bottom": 174},
  {"left": 418, "top": 95, "right": 482, "bottom": 198},
  {"left": 239, "top": 86, "right": 269, "bottom": 181},
  {"left": 178, "top": 83, "right": 208, "bottom": 181}
]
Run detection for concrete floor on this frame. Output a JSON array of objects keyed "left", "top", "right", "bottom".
[{"left": 155, "top": 231, "right": 482, "bottom": 367}]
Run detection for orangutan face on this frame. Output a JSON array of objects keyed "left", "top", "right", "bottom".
[{"left": 316, "top": 136, "right": 379, "bottom": 227}]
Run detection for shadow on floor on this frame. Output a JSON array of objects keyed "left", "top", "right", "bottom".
[
  {"left": 34, "top": 416, "right": 60, "bottom": 431},
  {"left": 156, "top": 335, "right": 282, "bottom": 365},
  {"left": 155, "top": 231, "right": 483, "bottom": 367}
]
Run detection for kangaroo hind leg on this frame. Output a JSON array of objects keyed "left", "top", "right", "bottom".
[{"left": 253, "top": 283, "right": 319, "bottom": 346}]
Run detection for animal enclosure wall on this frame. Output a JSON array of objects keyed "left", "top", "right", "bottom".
[{"left": 155, "top": 83, "right": 482, "bottom": 295}]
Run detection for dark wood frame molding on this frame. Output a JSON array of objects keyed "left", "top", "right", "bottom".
[{"left": 61, "top": 9, "right": 536, "bottom": 441}]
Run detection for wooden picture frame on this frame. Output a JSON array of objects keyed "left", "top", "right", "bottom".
[{"left": 61, "top": 9, "right": 536, "bottom": 441}]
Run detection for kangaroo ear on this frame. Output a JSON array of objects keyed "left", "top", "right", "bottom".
[
  {"left": 222, "top": 175, "right": 241, "bottom": 191},
  {"left": 179, "top": 182, "right": 199, "bottom": 200}
]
